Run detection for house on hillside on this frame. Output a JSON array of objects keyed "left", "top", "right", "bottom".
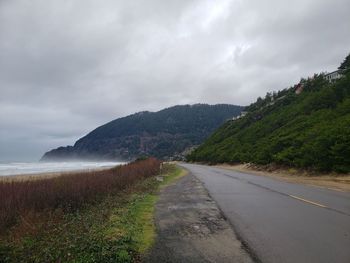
[
  {"left": 295, "top": 83, "right": 304, "bottom": 94},
  {"left": 324, "top": 70, "right": 343, "bottom": 82},
  {"left": 232, "top": 111, "right": 248, "bottom": 121}
]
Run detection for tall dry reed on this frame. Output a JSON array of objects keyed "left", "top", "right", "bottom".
[{"left": 0, "top": 158, "right": 161, "bottom": 232}]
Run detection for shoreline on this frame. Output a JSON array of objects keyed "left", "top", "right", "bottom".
[{"left": 0, "top": 166, "right": 119, "bottom": 181}]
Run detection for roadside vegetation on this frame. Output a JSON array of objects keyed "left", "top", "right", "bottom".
[
  {"left": 0, "top": 158, "right": 161, "bottom": 232},
  {"left": 188, "top": 54, "right": 350, "bottom": 173},
  {"left": 0, "top": 160, "right": 184, "bottom": 262}
]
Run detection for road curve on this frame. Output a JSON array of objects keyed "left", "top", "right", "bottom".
[{"left": 179, "top": 163, "right": 350, "bottom": 263}]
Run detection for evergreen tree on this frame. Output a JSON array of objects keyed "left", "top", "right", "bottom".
[{"left": 339, "top": 53, "right": 350, "bottom": 70}]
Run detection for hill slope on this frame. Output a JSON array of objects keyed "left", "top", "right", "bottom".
[
  {"left": 42, "top": 104, "right": 243, "bottom": 161},
  {"left": 188, "top": 68, "right": 350, "bottom": 173}
]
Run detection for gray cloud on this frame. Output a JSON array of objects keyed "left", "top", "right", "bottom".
[{"left": 1, "top": 0, "right": 349, "bottom": 161}]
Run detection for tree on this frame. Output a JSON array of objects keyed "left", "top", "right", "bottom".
[
  {"left": 187, "top": 64, "right": 350, "bottom": 173},
  {"left": 339, "top": 53, "right": 350, "bottom": 70}
]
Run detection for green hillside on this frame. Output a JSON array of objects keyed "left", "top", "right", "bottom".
[
  {"left": 42, "top": 104, "right": 243, "bottom": 161},
  {"left": 188, "top": 56, "right": 350, "bottom": 173}
]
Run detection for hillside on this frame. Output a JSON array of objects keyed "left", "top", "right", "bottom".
[
  {"left": 42, "top": 104, "right": 243, "bottom": 161},
  {"left": 188, "top": 57, "right": 350, "bottom": 173}
]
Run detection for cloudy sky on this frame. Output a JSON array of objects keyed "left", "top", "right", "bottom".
[{"left": 1, "top": 0, "right": 349, "bottom": 161}]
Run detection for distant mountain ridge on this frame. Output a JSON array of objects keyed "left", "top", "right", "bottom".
[{"left": 42, "top": 104, "right": 243, "bottom": 161}]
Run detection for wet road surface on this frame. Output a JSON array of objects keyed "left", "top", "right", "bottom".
[{"left": 180, "top": 163, "right": 350, "bottom": 263}]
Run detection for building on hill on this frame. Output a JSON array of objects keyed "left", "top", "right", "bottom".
[
  {"left": 324, "top": 70, "right": 343, "bottom": 82},
  {"left": 295, "top": 83, "right": 304, "bottom": 94},
  {"left": 232, "top": 111, "right": 247, "bottom": 120},
  {"left": 240, "top": 111, "right": 248, "bottom": 117}
]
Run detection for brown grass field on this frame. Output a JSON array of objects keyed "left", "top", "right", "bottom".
[{"left": 0, "top": 158, "right": 161, "bottom": 233}]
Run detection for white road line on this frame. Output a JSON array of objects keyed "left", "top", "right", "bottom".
[{"left": 289, "top": 195, "right": 327, "bottom": 208}]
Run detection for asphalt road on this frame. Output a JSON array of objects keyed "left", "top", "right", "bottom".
[{"left": 180, "top": 163, "right": 350, "bottom": 263}]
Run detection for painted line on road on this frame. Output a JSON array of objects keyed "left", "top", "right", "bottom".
[
  {"left": 212, "top": 169, "right": 350, "bottom": 217},
  {"left": 289, "top": 195, "right": 327, "bottom": 208},
  {"left": 211, "top": 169, "right": 350, "bottom": 216}
]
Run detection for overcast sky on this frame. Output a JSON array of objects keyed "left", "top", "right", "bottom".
[{"left": 1, "top": 0, "right": 349, "bottom": 161}]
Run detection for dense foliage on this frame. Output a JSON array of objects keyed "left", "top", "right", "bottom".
[
  {"left": 42, "top": 104, "right": 243, "bottom": 160},
  {"left": 188, "top": 69, "right": 350, "bottom": 173}
]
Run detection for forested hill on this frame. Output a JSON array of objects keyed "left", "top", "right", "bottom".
[
  {"left": 42, "top": 104, "right": 243, "bottom": 161},
  {"left": 188, "top": 56, "right": 350, "bottom": 173}
]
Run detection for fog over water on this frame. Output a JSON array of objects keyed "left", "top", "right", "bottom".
[{"left": 0, "top": 161, "right": 124, "bottom": 176}]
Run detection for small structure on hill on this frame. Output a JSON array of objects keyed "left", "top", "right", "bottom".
[
  {"left": 295, "top": 83, "right": 304, "bottom": 94},
  {"left": 324, "top": 70, "right": 343, "bottom": 82},
  {"left": 232, "top": 111, "right": 247, "bottom": 120}
]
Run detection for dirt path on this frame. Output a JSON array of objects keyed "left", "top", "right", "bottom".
[{"left": 144, "top": 171, "right": 254, "bottom": 263}]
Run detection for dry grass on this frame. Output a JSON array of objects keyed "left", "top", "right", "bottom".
[
  {"left": 0, "top": 158, "right": 161, "bottom": 233},
  {"left": 0, "top": 163, "right": 183, "bottom": 263}
]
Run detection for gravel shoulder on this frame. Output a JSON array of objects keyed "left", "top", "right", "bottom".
[{"left": 144, "top": 169, "right": 253, "bottom": 263}]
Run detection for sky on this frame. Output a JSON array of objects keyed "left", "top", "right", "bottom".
[{"left": 1, "top": 0, "right": 349, "bottom": 161}]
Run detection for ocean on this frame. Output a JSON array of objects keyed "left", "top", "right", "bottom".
[{"left": 0, "top": 161, "right": 124, "bottom": 176}]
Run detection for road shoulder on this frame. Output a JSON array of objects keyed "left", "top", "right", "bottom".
[{"left": 144, "top": 168, "right": 253, "bottom": 263}]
